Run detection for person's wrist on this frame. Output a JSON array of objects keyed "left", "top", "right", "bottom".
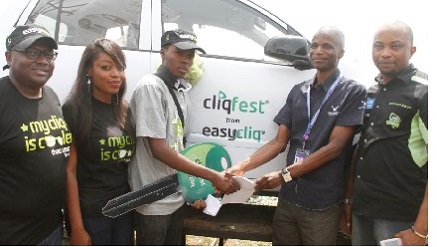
[
  {"left": 411, "top": 225, "right": 428, "bottom": 239},
  {"left": 236, "top": 165, "right": 245, "bottom": 174},
  {"left": 209, "top": 170, "right": 221, "bottom": 184},
  {"left": 278, "top": 170, "right": 284, "bottom": 183},
  {"left": 344, "top": 198, "right": 353, "bottom": 205},
  {"left": 281, "top": 167, "right": 293, "bottom": 182}
]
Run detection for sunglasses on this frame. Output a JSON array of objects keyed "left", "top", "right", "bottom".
[{"left": 11, "top": 47, "right": 58, "bottom": 62}]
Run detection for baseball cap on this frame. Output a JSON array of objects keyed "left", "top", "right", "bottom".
[
  {"left": 3, "top": 24, "right": 58, "bottom": 70},
  {"left": 5, "top": 24, "right": 58, "bottom": 52},
  {"left": 161, "top": 29, "right": 205, "bottom": 54}
]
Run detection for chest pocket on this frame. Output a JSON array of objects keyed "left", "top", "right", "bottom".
[{"left": 366, "top": 85, "right": 417, "bottom": 133}]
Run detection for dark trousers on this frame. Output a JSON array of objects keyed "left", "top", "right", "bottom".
[
  {"left": 351, "top": 213, "right": 412, "bottom": 245},
  {"left": 82, "top": 212, "right": 134, "bottom": 245},
  {"left": 37, "top": 225, "right": 62, "bottom": 246},
  {"left": 134, "top": 206, "right": 184, "bottom": 246},
  {"left": 272, "top": 199, "right": 340, "bottom": 245}
]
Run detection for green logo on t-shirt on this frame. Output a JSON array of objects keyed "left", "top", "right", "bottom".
[
  {"left": 100, "top": 135, "right": 134, "bottom": 162},
  {"left": 386, "top": 112, "right": 401, "bottom": 129},
  {"left": 23, "top": 115, "right": 72, "bottom": 156}
]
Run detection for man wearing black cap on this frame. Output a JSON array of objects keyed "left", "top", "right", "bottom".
[
  {"left": 128, "top": 29, "right": 239, "bottom": 245},
  {"left": 0, "top": 24, "right": 72, "bottom": 245}
]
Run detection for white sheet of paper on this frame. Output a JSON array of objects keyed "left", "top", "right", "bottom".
[
  {"left": 203, "top": 194, "right": 221, "bottom": 216},
  {"left": 221, "top": 176, "right": 255, "bottom": 204},
  {"left": 202, "top": 176, "right": 255, "bottom": 216}
]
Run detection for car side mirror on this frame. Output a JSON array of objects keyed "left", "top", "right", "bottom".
[{"left": 264, "top": 36, "right": 313, "bottom": 70}]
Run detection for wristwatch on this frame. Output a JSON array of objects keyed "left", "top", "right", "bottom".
[{"left": 281, "top": 168, "right": 293, "bottom": 182}]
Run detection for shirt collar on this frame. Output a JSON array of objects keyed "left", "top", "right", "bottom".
[
  {"left": 175, "top": 78, "right": 192, "bottom": 92},
  {"left": 310, "top": 69, "right": 341, "bottom": 91},
  {"left": 155, "top": 65, "right": 178, "bottom": 89},
  {"left": 155, "top": 65, "right": 192, "bottom": 92},
  {"left": 374, "top": 63, "right": 416, "bottom": 86}
]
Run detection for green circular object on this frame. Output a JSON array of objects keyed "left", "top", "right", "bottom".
[{"left": 178, "top": 142, "right": 231, "bottom": 203}]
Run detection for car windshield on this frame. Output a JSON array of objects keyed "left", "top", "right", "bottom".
[{"left": 26, "top": 0, "right": 142, "bottom": 48}]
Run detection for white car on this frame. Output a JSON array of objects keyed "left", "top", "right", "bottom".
[{"left": 5, "top": 0, "right": 319, "bottom": 181}]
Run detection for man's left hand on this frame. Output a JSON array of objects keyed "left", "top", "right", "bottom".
[{"left": 254, "top": 171, "right": 282, "bottom": 190}]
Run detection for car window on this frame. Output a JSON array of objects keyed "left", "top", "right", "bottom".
[
  {"left": 162, "top": 0, "right": 289, "bottom": 61},
  {"left": 26, "top": 0, "right": 142, "bottom": 48}
]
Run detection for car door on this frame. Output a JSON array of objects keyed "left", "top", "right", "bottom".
[
  {"left": 155, "top": 0, "right": 314, "bottom": 179},
  {"left": 12, "top": 0, "right": 153, "bottom": 101}
]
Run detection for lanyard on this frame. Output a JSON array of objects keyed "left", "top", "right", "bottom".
[{"left": 303, "top": 74, "right": 342, "bottom": 148}]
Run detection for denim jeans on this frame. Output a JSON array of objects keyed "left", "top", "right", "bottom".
[
  {"left": 351, "top": 213, "right": 413, "bottom": 245},
  {"left": 272, "top": 199, "right": 340, "bottom": 245},
  {"left": 134, "top": 205, "right": 184, "bottom": 245},
  {"left": 37, "top": 225, "right": 62, "bottom": 246},
  {"left": 82, "top": 212, "right": 134, "bottom": 245}
]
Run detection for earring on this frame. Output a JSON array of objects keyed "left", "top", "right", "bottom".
[
  {"left": 116, "top": 94, "right": 119, "bottom": 106},
  {"left": 86, "top": 75, "right": 91, "bottom": 97}
]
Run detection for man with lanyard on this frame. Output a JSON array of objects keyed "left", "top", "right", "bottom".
[{"left": 228, "top": 26, "right": 366, "bottom": 245}]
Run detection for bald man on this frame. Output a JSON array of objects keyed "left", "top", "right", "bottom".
[{"left": 343, "top": 21, "right": 428, "bottom": 246}]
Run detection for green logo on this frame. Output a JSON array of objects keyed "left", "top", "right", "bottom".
[
  {"left": 386, "top": 112, "right": 401, "bottom": 129},
  {"left": 178, "top": 142, "right": 231, "bottom": 203},
  {"left": 203, "top": 90, "right": 267, "bottom": 115}
]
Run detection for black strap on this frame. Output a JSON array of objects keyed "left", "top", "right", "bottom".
[
  {"left": 154, "top": 66, "right": 187, "bottom": 146},
  {"left": 154, "top": 67, "right": 185, "bottom": 128},
  {"left": 165, "top": 83, "right": 185, "bottom": 129}
]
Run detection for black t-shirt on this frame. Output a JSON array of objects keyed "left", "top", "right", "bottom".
[
  {"left": 0, "top": 77, "right": 71, "bottom": 245},
  {"left": 63, "top": 97, "right": 134, "bottom": 217}
]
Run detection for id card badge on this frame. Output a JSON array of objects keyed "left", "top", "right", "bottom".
[
  {"left": 294, "top": 148, "right": 310, "bottom": 163},
  {"left": 366, "top": 98, "right": 375, "bottom": 110}
]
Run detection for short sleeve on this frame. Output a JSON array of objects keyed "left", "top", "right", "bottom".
[
  {"left": 130, "top": 77, "right": 167, "bottom": 139},
  {"left": 335, "top": 81, "right": 367, "bottom": 127}
]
